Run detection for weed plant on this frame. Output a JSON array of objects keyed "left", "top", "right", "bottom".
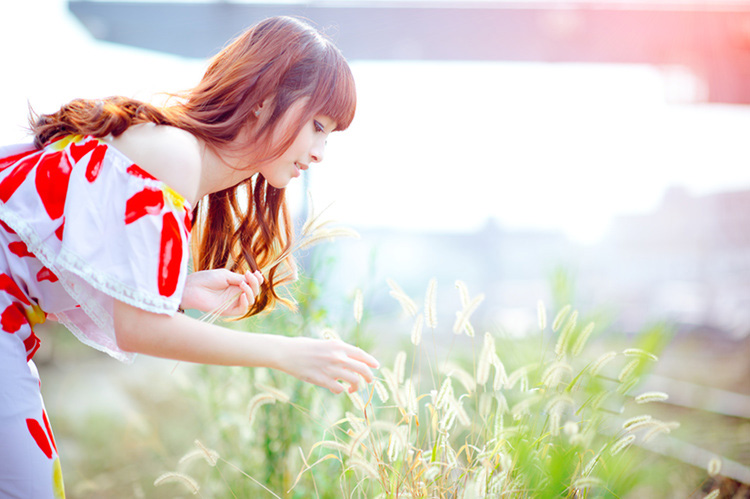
[{"left": 154, "top": 270, "right": 709, "bottom": 498}]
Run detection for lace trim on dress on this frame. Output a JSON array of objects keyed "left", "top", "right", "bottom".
[
  {"left": 0, "top": 202, "right": 177, "bottom": 363},
  {"left": 56, "top": 311, "right": 135, "bottom": 364}
]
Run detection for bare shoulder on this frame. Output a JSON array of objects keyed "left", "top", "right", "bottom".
[{"left": 107, "top": 124, "right": 202, "bottom": 204}]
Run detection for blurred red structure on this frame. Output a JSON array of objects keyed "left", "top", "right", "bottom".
[{"left": 69, "top": 1, "right": 750, "bottom": 104}]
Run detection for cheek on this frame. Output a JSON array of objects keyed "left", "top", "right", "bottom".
[{"left": 289, "top": 133, "right": 313, "bottom": 155}]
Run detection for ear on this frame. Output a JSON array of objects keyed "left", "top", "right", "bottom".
[{"left": 254, "top": 97, "right": 274, "bottom": 118}]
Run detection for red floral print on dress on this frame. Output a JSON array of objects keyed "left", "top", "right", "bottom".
[
  {"left": 35, "top": 150, "right": 72, "bottom": 220},
  {"left": 23, "top": 332, "right": 40, "bottom": 361},
  {"left": 0, "top": 274, "right": 31, "bottom": 305},
  {"left": 9, "top": 241, "right": 34, "bottom": 258},
  {"left": 0, "top": 219, "right": 15, "bottom": 234},
  {"left": 85, "top": 144, "right": 108, "bottom": 182},
  {"left": 55, "top": 218, "right": 64, "bottom": 241},
  {"left": 0, "top": 149, "right": 36, "bottom": 172},
  {"left": 1, "top": 302, "right": 26, "bottom": 333},
  {"left": 26, "top": 414, "right": 53, "bottom": 459},
  {"left": 126, "top": 163, "right": 157, "bottom": 181},
  {"left": 27, "top": 418, "right": 52, "bottom": 459},
  {"left": 125, "top": 188, "right": 164, "bottom": 225},
  {"left": 37, "top": 267, "right": 59, "bottom": 283},
  {"left": 42, "top": 410, "right": 58, "bottom": 454},
  {"left": 159, "top": 212, "right": 182, "bottom": 297},
  {"left": 70, "top": 138, "right": 108, "bottom": 182},
  {"left": 123, "top": 175, "right": 189, "bottom": 297},
  {"left": 0, "top": 150, "right": 42, "bottom": 202},
  {"left": 69, "top": 139, "right": 98, "bottom": 163}
]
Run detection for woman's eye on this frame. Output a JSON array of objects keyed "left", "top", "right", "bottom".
[{"left": 313, "top": 120, "right": 325, "bottom": 133}]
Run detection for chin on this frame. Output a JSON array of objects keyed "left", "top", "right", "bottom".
[{"left": 266, "top": 178, "right": 290, "bottom": 189}]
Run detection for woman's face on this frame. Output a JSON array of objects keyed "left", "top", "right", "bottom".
[{"left": 258, "top": 101, "right": 335, "bottom": 189}]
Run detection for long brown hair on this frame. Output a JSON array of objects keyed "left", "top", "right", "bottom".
[{"left": 30, "top": 16, "right": 357, "bottom": 317}]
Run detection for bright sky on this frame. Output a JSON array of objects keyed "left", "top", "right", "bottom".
[{"left": 2, "top": 0, "right": 750, "bottom": 243}]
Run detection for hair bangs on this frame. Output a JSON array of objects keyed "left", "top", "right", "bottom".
[{"left": 309, "top": 45, "right": 356, "bottom": 131}]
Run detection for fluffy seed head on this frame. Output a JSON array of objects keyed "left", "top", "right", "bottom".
[
  {"left": 453, "top": 398, "right": 471, "bottom": 426},
  {"left": 441, "top": 363, "right": 477, "bottom": 393},
  {"left": 545, "top": 394, "right": 574, "bottom": 416},
  {"left": 622, "top": 414, "right": 653, "bottom": 431},
  {"left": 321, "top": 327, "right": 341, "bottom": 340},
  {"left": 507, "top": 366, "right": 528, "bottom": 390},
  {"left": 550, "top": 412, "right": 561, "bottom": 436},
  {"left": 347, "top": 457, "right": 379, "bottom": 479},
  {"left": 635, "top": 391, "right": 669, "bottom": 404},
  {"left": 573, "top": 477, "right": 603, "bottom": 490},
  {"left": 411, "top": 314, "right": 424, "bottom": 346},
  {"left": 348, "top": 426, "right": 371, "bottom": 456},
  {"left": 571, "top": 322, "right": 596, "bottom": 357},
  {"left": 248, "top": 393, "right": 277, "bottom": 423},
  {"left": 435, "top": 378, "right": 454, "bottom": 410},
  {"left": 623, "top": 348, "right": 658, "bottom": 361},
  {"left": 453, "top": 294, "right": 485, "bottom": 334},
  {"left": 463, "top": 321, "right": 476, "bottom": 337},
  {"left": 193, "top": 440, "right": 219, "bottom": 466},
  {"left": 492, "top": 355, "right": 509, "bottom": 391},
  {"left": 537, "top": 300, "right": 547, "bottom": 331},
  {"left": 345, "top": 411, "right": 366, "bottom": 433},
  {"left": 297, "top": 227, "right": 360, "bottom": 251},
  {"left": 394, "top": 351, "right": 407, "bottom": 385},
  {"left": 554, "top": 310, "right": 578, "bottom": 357},
  {"left": 552, "top": 304, "right": 572, "bottom": 332},
  {"left": 610, "top": 435, "right": 635, "bottom": 455},
  {"left": 455, "top": 280, "right": 471, "bottom": 308},
  {"left": 153, "top": 472, "right": 200, "bottom": 494},
  {"left": 707, "top": 457, "right": 722, "bottom": 477},
  {"left": 541, "top": 361, "right": 573, "bottom": 388},
  {"left": 347, "top": 391, "right": 366, "bottom": 412},
  {"left": 590, "top": 351, "right": 618, "bottom": 376},
  {"left": 374, "top": 380, "right": 390, "bottom": 403},
  {"left": 255, "top": 382, "right": 291, "bottom": 403},
  {"left": 424, "top": 278, "right": 438, "bottom": 328},
  {"left": 477, "top": 332, "right": 496, "bottom": 385},
  {"left": 564, "top": 421, "right": 579, "bottom": 436},
  {"left": 618, "top": 359, "right": 640, "bottom": 383},
  {"left": 353, "top": 289, "right": 363, "bottom": 324},
  {"left": 403, "top": 379, "right": 418, "bottom": 415},
  {"left": 316, "top": 440, "right": 352, "bottom": 456},
  {"left": 387, "top": 278, "right": 418, "bottom": 317}
]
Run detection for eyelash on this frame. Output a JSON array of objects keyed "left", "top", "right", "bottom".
[{"left": 313, "top": 120, "right": 325, "bottom": 133}]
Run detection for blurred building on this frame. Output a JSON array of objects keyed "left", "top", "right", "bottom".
[
  {"left": 322, "top": 186, "right": 750, "bottom": 340},
  {"left": 588, "top": 186, "right": 750, "bottom": 338}
]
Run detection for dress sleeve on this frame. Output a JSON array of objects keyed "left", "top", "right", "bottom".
[
  {"left": 56, "top": 151, "right": 192, "bottom": 315},
  {"left": 52, "top": 143, "right": 193, "bottom": 361},
  {"left": 0, "top": 135, "right": 193, "bottom": 362}
]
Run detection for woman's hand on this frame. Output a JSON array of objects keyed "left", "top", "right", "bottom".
[
  {"left": 278, "top": 337, "right": 380, "bottom": 394},
  {"left": 181, "top": 269, "right": 263, "bottom": 316}
]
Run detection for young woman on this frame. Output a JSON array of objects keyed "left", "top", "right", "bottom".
[{"left": 0, "top": 16, "right": 378, "bottom": 498}]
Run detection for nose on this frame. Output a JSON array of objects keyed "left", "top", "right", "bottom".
[{"left": 310, "top": 138, "right": 326, "bottom": 164}]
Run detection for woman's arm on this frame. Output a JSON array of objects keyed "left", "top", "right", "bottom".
[{"left": 113, "top": 300, "right": 379, "bottom": 394}]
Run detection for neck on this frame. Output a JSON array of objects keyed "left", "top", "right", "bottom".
[{"left": 196, "top": 141, "right": 258, "bottom": 201}]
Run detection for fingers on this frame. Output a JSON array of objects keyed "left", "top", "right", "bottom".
[
  {"left": 330, "top": 368, "right": 362, "bottom": 392},
  {"left": 341, "top": 358, "right": 374, "bottom": 384},
  {"left": 345, "top": 344, "right": 380, "bottom": 370},
  {"left": 322, "top": 379, "right": 346, "bottom": 395},
  {"left": 244, "top": 270, "right": 263, "bottom": 297},
  {"left": 231, "top": 271, "right": 263, "bottom": 314}
]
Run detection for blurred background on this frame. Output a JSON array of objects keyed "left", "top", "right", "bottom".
[{"left": 2, "top": 0, "right": 750, "bottom": 496}]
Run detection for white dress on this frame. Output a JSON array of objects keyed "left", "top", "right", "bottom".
[{"left": 0, "top": 134, "right": 193, "bottom": 498}]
